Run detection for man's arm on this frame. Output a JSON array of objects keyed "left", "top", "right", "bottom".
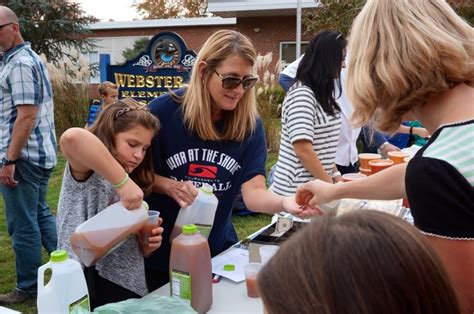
[{"left": 5, "top": 105, "right": 37, "bottom": 161}]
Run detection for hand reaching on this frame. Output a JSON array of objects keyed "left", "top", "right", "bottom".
[
  {"left": 414, "top": 127, "right": 430, "bottom": 138},
  {"left": 295, "top": 180, "right": 337, "bottom": 208},
  {"left": 166, "top": 180, "right": 198, "bottom": 208},
  {"left": 282, "top": 195, "right": 324, "bottom": 218}
]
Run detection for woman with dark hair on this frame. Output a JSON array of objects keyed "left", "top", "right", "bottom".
[
  {"left": 258, "top": 210, "right": 461, "bottom": 314},
  {"left": 270, "top": 30, "right": 347, "bottom": 196}
]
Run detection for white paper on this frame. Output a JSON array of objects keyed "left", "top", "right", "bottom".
[{"left": 211, "top": 248, "right": 249, "bottom": 282}]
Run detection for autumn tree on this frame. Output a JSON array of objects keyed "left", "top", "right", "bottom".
[
  {"left": 133, "top": 0, "right": 209, "bottom": 19},
  {"left": 3, "top": 0, "right": 97, "bottom": 64}
]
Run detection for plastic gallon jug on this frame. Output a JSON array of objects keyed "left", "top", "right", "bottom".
[
  {"left": 170, "top": 224, "right": 212, "bottom": 313},
  {"left": 171, "top": 183, "right": 218, "bottom": 240},
  {"left": 70, "top": 201, "right": 148, "bottom": 266},
  {"left": 37, "top": 250, "right": 90, "bottom": 314}
]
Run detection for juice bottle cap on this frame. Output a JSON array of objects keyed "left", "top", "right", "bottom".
[
  {"left": 224, "top": 264, "right": 235, "bottom": 271},
  {"left": 50, "top": 250, "right": 68, "bottom": 262},
  {"left": 200, "top": 183, "right": 214, "bottom": 195},
  {"left": 182, "top": 224, "right": 198, "bottom": 234}
]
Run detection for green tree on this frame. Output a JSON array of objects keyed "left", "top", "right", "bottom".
[
  {"left": 4, "top": 0, "right": 97, "bottom": 64},
  {"left": 122, "top": 37, "right": 150, "bottom": 61},
  {"left": 303, "top": 0, "right": 473, "bottom": 36},
  {"left": 302, "top": 0, "right": 365, "bottom": 36},
  {"left": 133, "top": 0, "right": 209, "bottom": 19}
]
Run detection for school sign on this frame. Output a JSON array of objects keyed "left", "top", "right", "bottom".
[{"left": 100, "top": 31, "right": 196, "bottom": 104}]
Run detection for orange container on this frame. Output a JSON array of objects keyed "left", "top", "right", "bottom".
[
  {"left": 342, "top": 173, "right": 367, "bottom": 182},
  {"left": 359, "top": 167, "right": 372, "bottom": 176},
  {"left": 388, "top": 151, "right": 410, "bottom": 164},
  {"left": 358, "top": 153, "right": 382, "bottom": 169},
  {"left": 369, "top": 159, "right": 394, "bottom": 174}
]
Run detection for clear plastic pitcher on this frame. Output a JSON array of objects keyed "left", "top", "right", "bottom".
[
  {"left": 171, "top": 183, "right": 218, "bottom": 240},
  {"left": 70, "top": 201, "right": 148, "bottom": 266},
  {"left": 170, "top": 224, "right": 212, "bottom": 313},
  {"left": 37, "top": 250, "right": 90, "bottom": 314}
]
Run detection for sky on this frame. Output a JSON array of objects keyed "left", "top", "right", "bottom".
[{"left": 76, "top": 0, "right": 139, "bottom": 22}]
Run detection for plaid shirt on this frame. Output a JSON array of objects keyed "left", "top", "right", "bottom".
[{"left": 0, "top": 43, "right": 57, "bottom": 169}]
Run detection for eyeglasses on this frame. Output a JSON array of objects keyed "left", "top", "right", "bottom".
[
  {"left": 0, "top": 22, "right": 14, "bottom": 29},
  {"left": 214, "top": 70, "right": 258, "bottom": 90}
]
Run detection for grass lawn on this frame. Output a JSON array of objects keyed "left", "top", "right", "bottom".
[{"left": 0, "top": 152, "right": 277, "bottom": 313}]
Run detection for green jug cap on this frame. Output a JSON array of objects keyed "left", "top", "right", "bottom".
[
  {"left": 50, "top": 250, "right": 68, "bottom": 262},
  {"left": 200, "top": 183, "right": 214, "bottom": 195},
  {"left": 224, "top": 264, "right": 235, "bottom": 271},
  {"left": 143, "top": 201, "right": 149, "bottom": 210},
  {"left": 182, "top": 224, "right": 197, "bottom": 235}
]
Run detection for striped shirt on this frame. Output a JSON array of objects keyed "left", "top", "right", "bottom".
[
  {"left": 0, "top": 43, "right": 57, "bottom": 169},
  {"left": 423, "top": 120, "right": 474, "bottom": 186},
  {"left": 271, "top": 84, "right": 341, "bottom": 196}
]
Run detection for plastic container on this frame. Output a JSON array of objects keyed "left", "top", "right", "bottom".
[
  {"left": 70, "top": 201, "right": 148, "bottom": 266},
  {"left": 37, "top": 250, "right": 90, "bottom": 314},
  {"left": 171, "top": 183, "right": 218, "bottom": 240},
  {"left": 244, "top": 263, "right": 263, "bottom": 298},
  {"left": 170, "top": 224, "right": 212, "bottom": 313}
]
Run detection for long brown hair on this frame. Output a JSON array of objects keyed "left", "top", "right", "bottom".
[
  {"left": 177, "top": 29, "right": 258, "bottom": 141},
  {"left": 258, "top": 210, "right": 460, "bottom": 314},
  {"left": 90, "top": 98, "right": 160, "bottom": 195}
]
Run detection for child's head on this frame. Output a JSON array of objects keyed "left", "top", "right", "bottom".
[
  {"left": 257, "top": 210, "right": 460, "bottom": 314},
  {"left": 347, "top": 0, "right": 474, "bottom": 132},
  {"left": 90, "top": 98, "right": 160, "bottom": 195},
  {"left": 98, "top": 81, "right": 119, "bottom": 106}
]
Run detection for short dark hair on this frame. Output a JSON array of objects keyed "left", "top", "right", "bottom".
[
  {"left": 257, "top": 210, "right": 460, "bottom": 314},
  {"left": 295, "top": 30, "right": 346, "bottom": 116}
]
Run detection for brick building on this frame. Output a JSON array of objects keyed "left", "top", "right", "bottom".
[{"left": 87, "top": 0, "right": 317, "bottom": 97}]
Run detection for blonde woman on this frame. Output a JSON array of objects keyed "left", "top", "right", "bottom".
[
  {"left": 145, "top": 30, "right": 320, "bottom": 290},
  {"left": 295, "top": 1, "right": 474, "bottom": 312}
]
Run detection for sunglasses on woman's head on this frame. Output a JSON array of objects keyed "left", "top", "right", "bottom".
[{"left": 214, "top": 70, "right": 258, "bottom": 90}]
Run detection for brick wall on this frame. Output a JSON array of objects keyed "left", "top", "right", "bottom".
[{"left": 88, "top": 16, "right": 313, "bottom": 98}]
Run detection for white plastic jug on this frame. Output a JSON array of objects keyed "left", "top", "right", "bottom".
[
  {"left": 37, "top": 250, "right": 90, "bottom": 314},
  {"left": 70, "top": 201, "right": 148, "bottom": 266},
  {"left": 171, "top": 183, "right": 218, "bottom": 240}
]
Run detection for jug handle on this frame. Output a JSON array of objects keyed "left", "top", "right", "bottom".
[{"left": 37, "top": 263, "right": 50, "bottom": 288}]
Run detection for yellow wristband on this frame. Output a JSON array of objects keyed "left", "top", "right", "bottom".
[{"left": 113, "top": 173, "right": 129, "bottom": 189}]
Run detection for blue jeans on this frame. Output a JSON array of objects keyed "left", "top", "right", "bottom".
[{"left": 1, "top": 159, "right": 57, "bottom": 292}]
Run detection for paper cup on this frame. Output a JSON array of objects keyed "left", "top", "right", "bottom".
[
  {"left": 259, "top": 245, "right": 279, "bottom": 264},
  {"left": 244, "top": 263, "right": 263, "bottom": 298},
  {"left": 139, "top": 210, "right": 160, "bottom": 245}
]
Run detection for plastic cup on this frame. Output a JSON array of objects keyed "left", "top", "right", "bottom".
[
  {"left": 259, "top": 245, "right": 279, "bottom": 264},
  {"left": 368, "top": 159, "right": 394, "bottom": 174},
  {"left": 358, "top": 153, "right": 382, "bottom": 169},
  {"left": 387, "top": 151, "right": 409, "bottom": 164},
  {"left": 244, "top": 263, "right": 263, "bottom": 298},
  {"left": 139, "top": 210, "right": 160, "bottom": 245},
  {"left": 359, "top": 167, "right": 372, "bottom": 176},
  {"left": 341, "top": 173, "right": 367, "bottom": 182}
]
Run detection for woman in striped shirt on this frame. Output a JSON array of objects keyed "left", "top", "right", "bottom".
[{"left": 270, "top": 30, "right": 347, "bottom": 196}]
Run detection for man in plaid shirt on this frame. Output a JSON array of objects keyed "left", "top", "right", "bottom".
[{"left": 0, "top": 6, "right": 58, "bottom": 305}]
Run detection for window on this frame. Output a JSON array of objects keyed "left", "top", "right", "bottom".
[
  {"left": 279, "top": 42, "right": 309, "bottom": 65},
  {"left": 87, "top": 51, "right": 100, "bottom": 84}
]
